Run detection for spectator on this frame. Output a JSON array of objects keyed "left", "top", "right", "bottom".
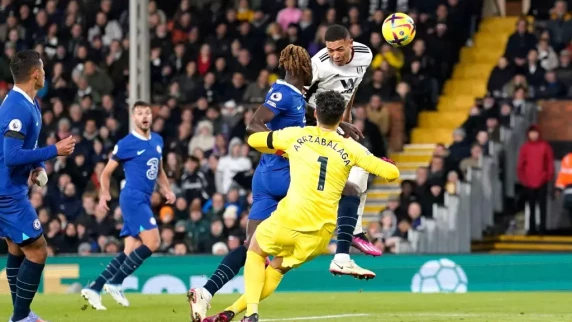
[
  {"left": 459, "top": 144, "right": 483, "bottom": 177},
  {"left": 537, "top": 70, "right": 565, "bottom": 99},
  {"left": 407, "top": 202, "right": 425, "bottom": 229},
  {"left": 421, "top": 177, "right": 445, "bottom": 218},
  {"left": 487, "top": 57, "right": 514, "bottom": 97},
  {"left": 505, "top": 19, "right": 538, "bottom": 67},
  {"left": 524, "top": 49, "right": 545, "bottom": 89},
  {"left": 216, "top": 138, "right": 252, "bottom": 194},
  {"left": 555, "top": 153, "right": 572, "bottom": 216},
  {"left": 546, "top": 0, "right": 572, "bottom": 52},
  {"left": 277, "top": 0, "right": 302, "bottom": 31},
  {"left": 517, "top": 125, "right": 555, "bottom": 235},
  {"left": 537, "top": 38, "right": 559, "bottom": 71},
  {"left": 445, "top": 170, "right": 461, "bottom": 194},
  {"left": 243, "top": 70, "right": 271, "bottom": 104},
  {"left": 555, "top": 50, "right": 572, "bottom": 90},
  {"left": 189, "top": 121, "right": 215, "bottom": 155},
  {"left": 0, "top": 0, "right": 478, "bottom": 255},
  {"left": 446, "top": 128, "right": 471, "bottom": 172}
]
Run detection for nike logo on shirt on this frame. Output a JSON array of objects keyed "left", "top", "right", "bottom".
[{"left": 137, "top": 150, "right": 145, "bottom": 155}]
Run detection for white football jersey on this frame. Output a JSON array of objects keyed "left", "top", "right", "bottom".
[{"left": 305, "top": 42, "right": 373, "bottom": 108}]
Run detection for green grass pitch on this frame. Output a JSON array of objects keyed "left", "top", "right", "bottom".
[{"left": 1, "top": 292, "right": 572, "bottom": 321}]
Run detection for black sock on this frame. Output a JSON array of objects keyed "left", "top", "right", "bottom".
[
  {"left": 6, "top": 253, "right": 25, "bottom": 305},
  {"left": 89, "top": 252, "right": 127, "bottom": 292},
  {"left": 204, "top": 245, "right": 247, "bottom": 296},
  {"left": 336, "top": 195, "right": 360, "bottom": 255},
  {"left": 108, "top": 245, "right": 152, "bottom": 285},
  {"left": 13, "top": 259, "right": 44, "bottom": 321}
]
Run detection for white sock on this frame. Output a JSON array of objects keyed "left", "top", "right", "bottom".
[
  {"left": 333, "top": 254, "right": 351, "bottom": 262},
  {"left": 201, "top": 287, "right": 213, "bottom": 302}
]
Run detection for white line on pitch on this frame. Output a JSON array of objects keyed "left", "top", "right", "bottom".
[{"left": 261, "top": 313, "right": 372, "bottom": 321}]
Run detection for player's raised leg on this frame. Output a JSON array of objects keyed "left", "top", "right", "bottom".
[
  {"left": 188, "top": 234, "right": 250, "bottom": 321},
  {"left": 348, "top": 166, "right": 381, "bottom": 256},
  {"left": 192, "top": 165, "right": 290, "bottom": 322},
  {"left": 330, "top": 179, "right": 376, "bottom": 280},
  {"left": 188, "top": 216, "right": 268, "bottom": 322},
  {"left": 81, "top": 237, "right": 141, "bottom": 310},
  {"left": 199, "top": 218, "right": 270, "bottom": 322}
]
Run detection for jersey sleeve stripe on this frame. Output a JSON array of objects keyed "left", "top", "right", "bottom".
[
  {"left": 267, "top": 131, "right": 275, "bottom": 149},
  {"left": 353, "top": 45, "right": 370, "bottom": 50},
  {"left": 319, "top": 53, "right": 328, "bottom": 59},
  {"left": 320, "top": 56, "right": 329, "bottom": 62},
  {"left": 353, "top": 49, "right": 371, "bottom": 53},
  {"left": 4, "top": 131, "right": 25, "bottom": 140}
]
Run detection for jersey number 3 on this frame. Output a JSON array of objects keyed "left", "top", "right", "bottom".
[
  {"left": 146, "top": 158, "right": 159, "bottom": 180},
  {"left": 317, "top": 156, "right": 328, "bottom": 191}
]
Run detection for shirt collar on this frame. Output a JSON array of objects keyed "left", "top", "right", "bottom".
[
  {"left": 276, "top": 79, "right": 302, "bottom": 95},
  {"left": 132, "top": 130, "right": 151, "bottom": 141},
  {"left": 12, "top": 86, "right": 34, "bottom": 104}
]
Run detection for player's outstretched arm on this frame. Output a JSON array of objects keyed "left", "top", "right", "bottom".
[
  {"left": 354, "top": 149, "right": 400, "bottom": 182},
  {"left": 247, "top": 127, "right": 298, "bottom": 152},
  {"left": 247, "top": 131, "right": 274, "bottom": 153}
]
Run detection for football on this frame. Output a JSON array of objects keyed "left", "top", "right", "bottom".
[{"left": 382, "top": 12, "right": 416, "bottom": 47}]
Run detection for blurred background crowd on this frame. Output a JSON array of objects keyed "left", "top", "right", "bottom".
[{"left": 0, "top": 0, "right": 570, "bottom": 257}]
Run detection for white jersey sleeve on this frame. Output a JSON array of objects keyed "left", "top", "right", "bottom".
[{"left": 305, "top": 42, "right": 373, "bottom": 109}]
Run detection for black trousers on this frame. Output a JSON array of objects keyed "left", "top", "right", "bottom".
[
  {"left": 563, "top": 193, "right": 572, "bottom": 220},
  {"left": 525, "top": 184, "right": 548, "bottom": 234}
]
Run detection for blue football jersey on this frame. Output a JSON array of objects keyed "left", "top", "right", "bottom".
[
  {"left": 0, "top": 88, "right": 43, "bottom": 198},
  {"left": 112, "top": 131, "right": 164, "bottom": 196},
  {"left": 258, "top": 79, "right": 306, "bottom": 172}
]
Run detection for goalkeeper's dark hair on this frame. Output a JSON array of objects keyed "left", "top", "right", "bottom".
[
  {"left": 10, "top": 50, "right": 41, "bottom": 83},
  {"left": 315, "top": 91, "right": 346, "bottom": 126},
  {"left": 132, "top": 100, "right": 151, "bottom": 111},
  {"left": 324, "top": 24, "right": 350, "bottom": 42},
  {"left": 279, "top": 44, "right": 312, "bottom": 81}
]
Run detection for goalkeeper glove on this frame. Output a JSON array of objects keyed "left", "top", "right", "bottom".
[{"left": 380, "top": 157, "right": 396, "bottom": 165}]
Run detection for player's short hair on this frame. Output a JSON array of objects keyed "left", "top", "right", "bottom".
[
  {"left": 324, "top": 24, "right": 350, "bottom": 42},
  {"left": 10, "top": 50, "right": 41, "bottom": 83},
  {"left": 315, "top": 91, "right": 346, "bottom": 126},
  {"left": 132, "top": 100, "right": 150, "bottom": 110}
]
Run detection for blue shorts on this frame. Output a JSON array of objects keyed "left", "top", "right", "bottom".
[
  {"left": 0, "top": 196, "right": 43, "bottom": 244},
  {"left": 249, "top": 168, "right": 290, "bottom": 220},
  {"left": 119, "top": 189, "right": 158, "bottom": 237}
]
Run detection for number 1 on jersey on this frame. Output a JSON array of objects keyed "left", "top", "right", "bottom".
[{"left": 317, "top": 156, "right": 328, "bottom": 191}]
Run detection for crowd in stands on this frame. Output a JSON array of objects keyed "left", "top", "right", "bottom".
[
  {"left": 0, "top": 0, "right": 487, "bottom": 256},
  {"left": 376, "top": 1, "right": 572, "bottom": 248}
]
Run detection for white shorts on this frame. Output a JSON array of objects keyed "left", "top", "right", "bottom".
[
  {"left": 347, "top": 166, "right": 369, "bottom": 218},
  {"left": 347, "top": 166, "right": 369, "bottom": 193}
]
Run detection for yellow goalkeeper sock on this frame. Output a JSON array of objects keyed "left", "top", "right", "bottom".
[
  {"left": 227, "top": 266, "right": 284, "bottom": 314},
  {"left": 245, "top": 250, "right": 266, "bottom": 315}
]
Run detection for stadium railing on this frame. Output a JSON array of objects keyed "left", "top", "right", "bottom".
[{"left": 397, "top": 102, "right": 538, "bottom": 254}]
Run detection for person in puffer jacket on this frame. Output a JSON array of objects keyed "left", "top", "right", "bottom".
[{"left": 517, "top": 124, "right": 555, "bottom": 234}]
